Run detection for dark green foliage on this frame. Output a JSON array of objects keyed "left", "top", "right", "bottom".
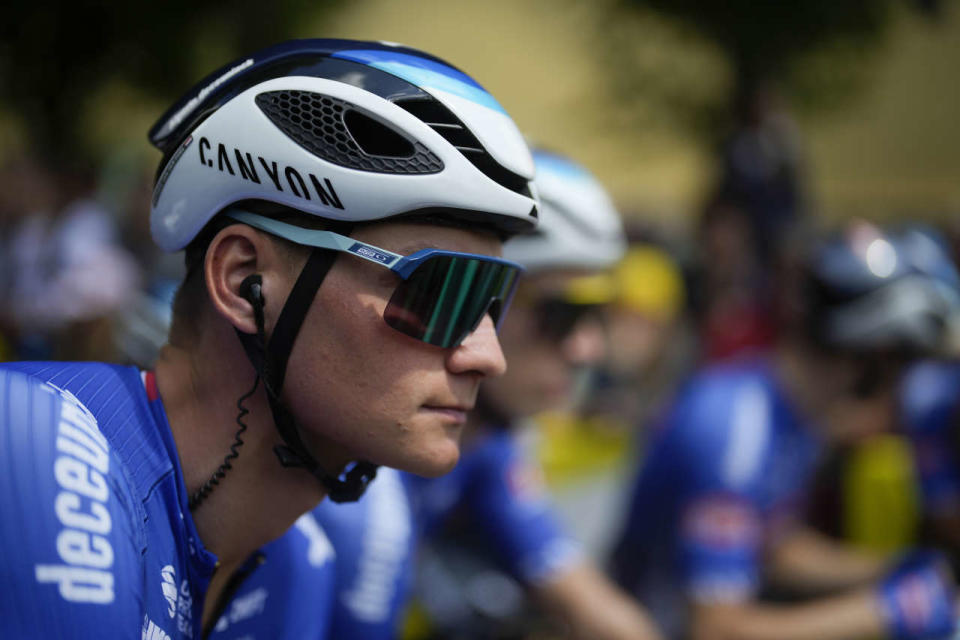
[
  {"left": 636, "top": 0, "right": 893, "bottom": 91},
  {"left": 609, "top": 0, "right": 936, "bottom": 138}
]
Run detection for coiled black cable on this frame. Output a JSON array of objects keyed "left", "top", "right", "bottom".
[
  {"left": 189, "top": 275, "right": 267, "bottom": 510},
  {"left": 189, "top": 375, "right": 258, "bottom": 510}
]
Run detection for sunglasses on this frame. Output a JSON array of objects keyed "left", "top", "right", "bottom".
[
  {"left": 225, "top": 209, "right": 523, "bottom": 348},
  {"left": 513, "top": 272, "right": 612, "bottom": 344},
  {"left": 534, "top": 298, "right": 604, "bottom": 343}
]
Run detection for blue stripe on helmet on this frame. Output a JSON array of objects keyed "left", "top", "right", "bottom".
[
  {"left": 332, "top": 49, "right": 506, "bottom": 114},
  {"left": 533, "top": 150, "right": 593, "bottom": 182}
]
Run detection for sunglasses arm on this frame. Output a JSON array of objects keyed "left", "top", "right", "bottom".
[{"left": 225, "top": 209, "right": 405, "bottom": 269}]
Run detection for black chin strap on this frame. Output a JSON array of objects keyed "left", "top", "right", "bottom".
[{"left": 235, "top": 241, "right": 378, "bottom": 503}]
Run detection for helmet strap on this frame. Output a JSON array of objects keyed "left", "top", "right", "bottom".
[{"left": 234, "top": 234, "right": 379, "bottom": 504}]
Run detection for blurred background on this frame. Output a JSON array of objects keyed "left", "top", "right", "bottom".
[
  {"left": 2, "top": 0, "right": 958, "bottom": 222},
  {"left": 2, "top": 1, "right": 960, "bottom": 637},
  {"left": 3, "top": 0, "right": 956, "bottom": 465},
  {"left": 1, "top": 0, "right": 957, "bottom": 567}
]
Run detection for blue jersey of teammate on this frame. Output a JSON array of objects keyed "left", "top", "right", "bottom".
[
  {"left": 901, "top": 359, "right": 960, "bottom": 517},
  {"left": 0, "top": 362, "right": 217, "bottom": 639},
  {"left": 314, "top": 467, "right": 415, "bottom": 639},
  {"left": 407, "top": 427, "right": 583, "bottom": 585},
  {"left": 610, "top": 357, "right": 821, "bottom": 638},
  {"left": 316, "top": 427, "right": 582, "bottom": 637}
]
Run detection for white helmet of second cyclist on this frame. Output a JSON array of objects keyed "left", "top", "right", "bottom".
[{"left": 503, "top": 149, "right": 626, "bottom": 272}]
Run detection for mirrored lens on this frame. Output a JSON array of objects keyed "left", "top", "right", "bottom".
[{"left": 384, "top": 255, "right": 521, "bottom": 348}]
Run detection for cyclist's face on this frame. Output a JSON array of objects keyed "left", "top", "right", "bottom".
[
  {"left": 481, "top": 270, "right": 607, "bottom": 418},
  {"left": 602, "top": 306, "right": 672, "bottom": 378},
  {"left": 281, "top": 221, "right": 508, "bottom": 478}
]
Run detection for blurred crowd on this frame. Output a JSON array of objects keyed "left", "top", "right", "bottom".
[
  {"left": 0, "top": 151, "right": 181, "bottom": 363},
  {"left": 3, "top": 81, "right": 960, "bottom": 640}
]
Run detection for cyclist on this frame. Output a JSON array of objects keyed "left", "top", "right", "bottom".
[
  {"left": 610, "top": 221, "right": 960, "bottom": 640},
  {"left": 0, "top": 38, "right": 538, "bottom": 639},
  {"left": 207, "top": 148, "right": 663, "bottom": 639},
  {"left": 583, "top": 241, "right": 692, "bottom": 434}
]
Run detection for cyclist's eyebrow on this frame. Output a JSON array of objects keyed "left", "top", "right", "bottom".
[{"left": 393, "top": 241, "right": 434, "bottom": 255}]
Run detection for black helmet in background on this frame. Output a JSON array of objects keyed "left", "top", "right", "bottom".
[{"left": 800, "top": 221, "right": 960, "bottom": 357}]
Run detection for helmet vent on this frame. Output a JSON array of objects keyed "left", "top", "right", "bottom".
[
  {"left": 256, "top": 90, "right": 443, "bottom": 174},
  {"left": 344, "top": 110, "right": 414, "bottom": 157},
  {"left": 395, "top": 98, "right": 531, "bottom": 197}
]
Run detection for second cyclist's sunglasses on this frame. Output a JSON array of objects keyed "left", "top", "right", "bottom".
[
  {"left": 535, "top": 298, "right": 603, "bottom": 343},
  {"left": 518, "top": 272, "right": 614, "bottom": 343},
  {"left": 226, "top": 209, "right": 523, "bottom": 348}
]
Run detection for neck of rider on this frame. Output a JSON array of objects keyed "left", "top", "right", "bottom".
[
  {"left": 155, "top": 314, "right": 332, "bottom": 564},
  {"left": 155, "top": 224, "right": 343, "bottom": 569}
]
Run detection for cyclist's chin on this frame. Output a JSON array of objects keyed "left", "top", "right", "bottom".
[{"left": 393, "top": 428, "right": 462, "bottom": 479}]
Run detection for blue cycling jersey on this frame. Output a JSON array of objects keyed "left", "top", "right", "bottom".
[
  {"left": 0, "top": 362, "right": 218, "bottom": 639},
  {"left": 610, "top": 357, "right": 820, "bottom": 638},
  {"left": 407, "top": 427, "right": 583, "bottom": 586},
  {"left": 901, "top": 360, "right": 960, "bottom": 516},
  {"left": 208, "top": 512, "right": 337, "bottom": 639},
  {"left": 314, "top": 467, "right": 415, "bottom": 639}
]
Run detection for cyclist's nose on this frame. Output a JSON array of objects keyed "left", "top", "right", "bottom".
[
  {"left": 447, "top": 313, "right": 508, "bottom": 378},
  {"left": 561, "top": 315, "right": 606, "bottom": 367}
]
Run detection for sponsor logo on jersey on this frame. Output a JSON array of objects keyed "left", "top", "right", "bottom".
[
  {"left": 161, "top": 565, "right": 178, "bottom": 617},
  {"left": 342, "top": 470, "right": 412, "bottom": 622},
  {"left": 177, "top": 578, "right": 195, "bottom": 636},
  {"left": 682, "top": 495, "right": 761, "bottom": 550},
  {"left": 157, "top": 565, "right": 194, "bottom": 636},
  {"left": 197, "top": 137, "right": 345, "bottom": 210},
  {"left": 142, "top": 614, "right": 172, "bottom": 640},
  {"left": 213, "top": 587, "right": 269, "bottom": 633},
  {"left": 34, "top": 384, "right": 115, "bottom": 604}
]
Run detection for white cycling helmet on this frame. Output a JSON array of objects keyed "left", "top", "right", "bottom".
[
  {"left": 503, "top": 149, "right": 625, "bottom": 272},
  {"left": 149, "top": 39, "right": 539, "bottom": 251}
]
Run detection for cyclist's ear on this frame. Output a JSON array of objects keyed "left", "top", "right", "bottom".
[{"left": 204, "top": 223, "right": 276, "bottom": 335}]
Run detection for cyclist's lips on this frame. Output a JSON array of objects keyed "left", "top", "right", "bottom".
[{"left": 421, "top": 404, "right": 471, "bottom": 424}]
